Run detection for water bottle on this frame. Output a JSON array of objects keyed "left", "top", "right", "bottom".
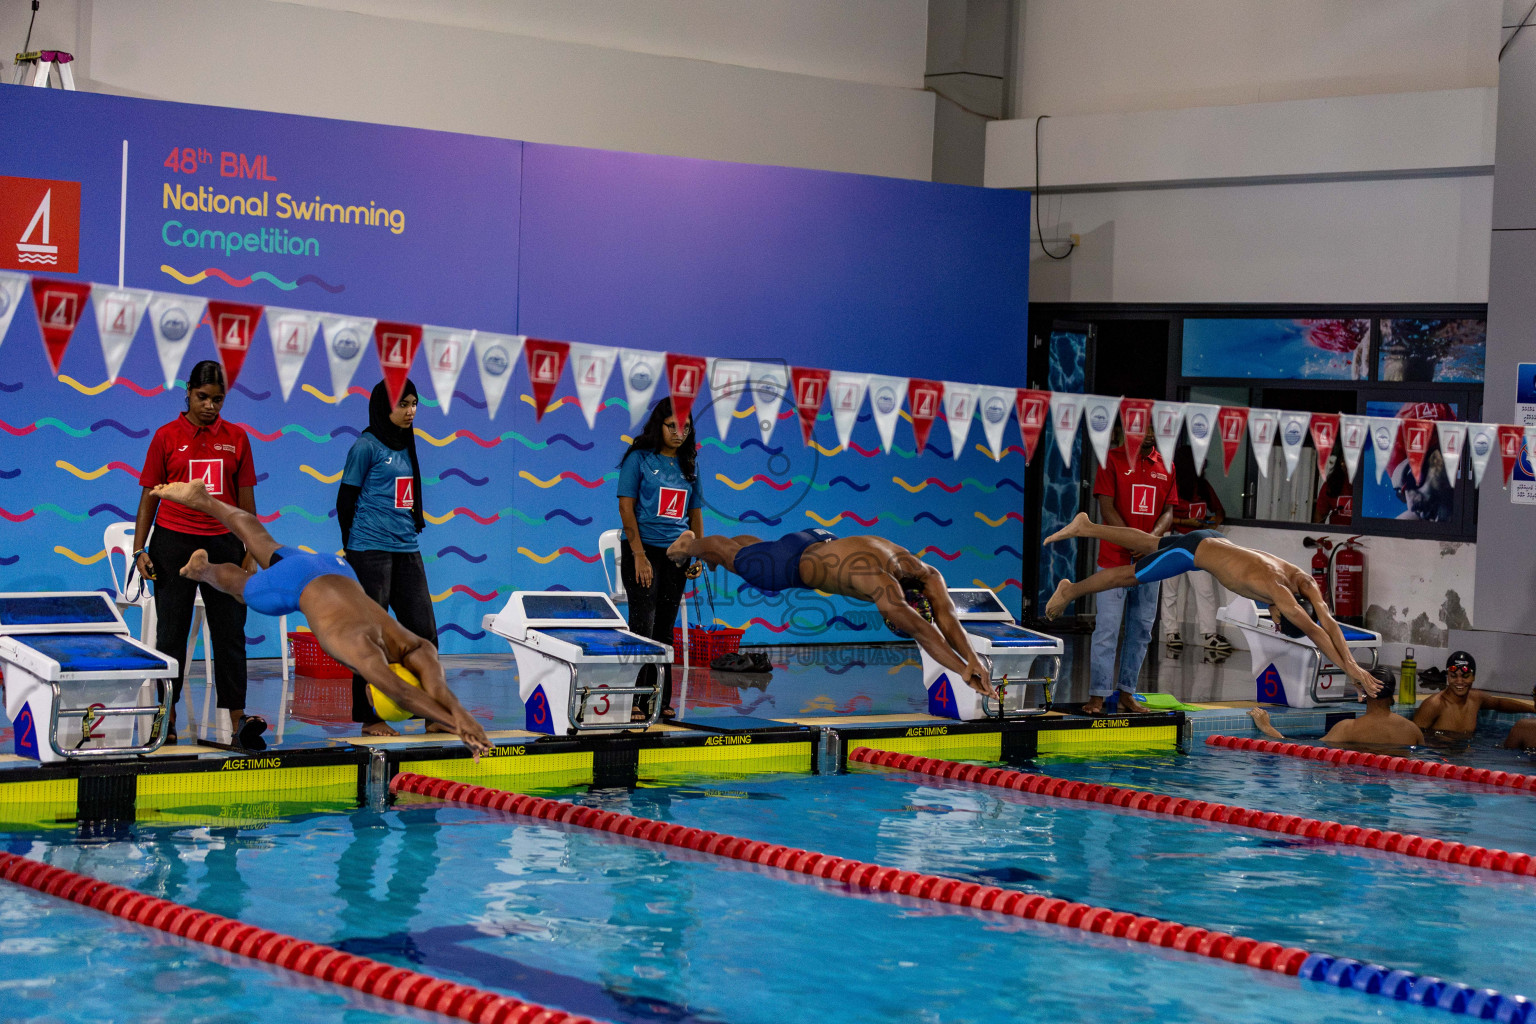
[{"left": 1399, "top": 647, "right": 1416, "bottom": 706}]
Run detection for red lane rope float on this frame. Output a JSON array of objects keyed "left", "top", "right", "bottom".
[
  {"left": 1208, "top": 734, "right": 1536, "bottom": 792},
  {"left": 387, "top": 771, "right": 1312, "bottom": 978},
  {"left": 0, "top": 851, "right": 606, "bottom": 1024},
  {"left": 847, "top": 747, "right": 1536, "bottom": 880}
]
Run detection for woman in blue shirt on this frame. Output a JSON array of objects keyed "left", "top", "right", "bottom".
[
  {"left": 337, "top": 379, "right": 435, "bottom": 736},
  {"left": 618, "top": 398, "right": 703, "bottom": 716}
]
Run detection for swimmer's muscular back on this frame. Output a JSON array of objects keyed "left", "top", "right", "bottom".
[
  {"left": 796, "top": 535, "right": 922, "bottom": 600},
  {"left": 1191, "top": 536, "right": 1310, "bottom": 605}
]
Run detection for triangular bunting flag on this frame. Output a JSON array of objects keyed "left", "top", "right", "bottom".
[
  {"left": 1247, "top": 409, "right": 1280, "bottom": 478},
  {"left": 867, "top": 375, "right": 907, "bottom": 455},
  {"left": 619, "top": 349, "right": 665, "bottom": 429},
  {"left": 1120, "top": 398, "right": 1153, "bottom": 462},
  {"left": 977, "top": 386, "right": 1015, "bottom": 461},
  {"left": 749, "top": 363, "right": 789, "bottom": 445},
  {"left": 1049, "top": 392, "right": 1085, "bottom": 468},
  {"left": 1216, "top": 406, "right": 1249, "bottom": 474},
  {"left": 0, "top": 271, "right": 29, "bottom": 354},
  {"left": 907, "top": 378, "right": 944, "bottom": 455},
  {"left": 264, "top": 307, "right": 322, "bottom": 401},
  {"left": 206, "top": 300, "right": 263, "bottom": 390},
  {"left": 1400, "top": 418, "right": 1434, "bottom": 482},
  {"left": 1498, "top": 424, "right": 1525, "bottom": 486},
  {"left": 146, "top": 292, "right": 208, "bottom": 390},
  {"left": 373, "top": 321, "right": 424, "bottom": 410},
  {"left": 568, "top": 342, "right": 617, "bottom": 429},
  {"left": 707, "top": 358, "right": 750, "bottom": 442},
  {"left": 319, "top": 315, "right": 377, "bottom": 400},
  {"left": 29, "top": 277, "right": 92, "bottom": 375},
  {"left": 523, "top": 338, "right": 570, "bottom": 421},
  {"left": 471, "top": 331, "right": 522, "bottom": 420},
  {"left": 1181, "top": 403, "right": 1219, "bottom": 477},
  {"left": 1015, "top": 388, "right": 1051, "bottom": 465},
  {"left": 1278, "top": 411, "right": 1312, "bottom": 481},
  {"left": 790, "top": 366, "right": 830, "bottom": 447},
  {"left": 1436, "top": 421, "right": 1468, "bottom": 485},
  {"left": 1150, "top": 401, "right": 1185, "bottom": 469},
  {"left": 942, "top": 382, "right": 979, "bottom": 460},
  {"left": 665, "top": 354, "right": 708, "bottom": 435},
  {"left": 89, "top": 284, "right": 152, "bottom": 383},
  {"left": 1368, "top": 417, "right": 1402, "bottom": 484},
  {"left": 1310, "top": 414, "right": 1340, "bottom": 475},
  {"left": 422, "top": 326, "right": 474, "bottom": 415},
  {"left": 1467, "top": 423, "right": 1497, "bottom": 488},
  {"left": 1338, "top": 415, "right": 1369, "bottom": 482},
  {"left": 827, "top": 371, "right": 870, "bottom": 451},
  {"left": 1081, "top": 394, "right": 1120, "bottom": 469}
]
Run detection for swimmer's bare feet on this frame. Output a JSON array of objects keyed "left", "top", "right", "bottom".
[
  {"left": 151, "top": 480, "right": 215, "bottom": 511},
  {"left": 363, "top": 721, "right": 400, "bottom": 737},
  {"left": 180, "top": 548, "right": 212, "bottom": 582},
  {"left": 666, "top": 531, "right": 696, "bottom": 566},
  {"left": 1044, "top": 578, "right": 1074, "bottom": 619},
  {"left": 1043, "top": 512, "right": 1092, "bottom": 546}
]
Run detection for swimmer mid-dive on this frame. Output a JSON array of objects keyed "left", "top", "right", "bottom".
[
  {"left": 148, "top": 480, "right": 493, "bottom": 756},
  {"left": 1043, "top": 513, "right": 1381, "bottom": 698},
  {"left": 666, "top": 528, "right": 994, "bottom": 697}
]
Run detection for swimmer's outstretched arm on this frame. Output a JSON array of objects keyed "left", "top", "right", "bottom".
[
  {"left": 920, "top": 573, "right": 992, "bottom": 695},
  {"left": 1270, "top": 583, "right": 1381, "bottom": 698},
  {"left": 874, "top": 584, "right": 994, "bottom": 696},
  {"left": 350, "top": 640, "right": 491, "bottom": 758}
]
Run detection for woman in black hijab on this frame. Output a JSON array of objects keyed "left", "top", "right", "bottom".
[{"left": 337, "top": 380, "right": 435, "bottom": 736}]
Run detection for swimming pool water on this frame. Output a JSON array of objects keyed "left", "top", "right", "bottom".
[{"left": 5, "top": 742, "right": 1536, "bottom": 1023}]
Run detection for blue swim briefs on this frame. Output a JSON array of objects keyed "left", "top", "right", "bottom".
[
  {"left": 733, "top": 529, "right": 836, "bottom": 593},
  {"left": 1131, "top": 529, "right": 1222, "bottom": 585},
  {"left": 242, "top": 547, "right": 358, "bottom": 616}
]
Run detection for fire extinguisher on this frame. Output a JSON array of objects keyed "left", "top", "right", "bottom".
[
  {"left": 1303, "top": 536, "right": 1332, "bottom": 595},
  {"left": 1330, "top": 535, "right": 1366, "bottom": 627}
]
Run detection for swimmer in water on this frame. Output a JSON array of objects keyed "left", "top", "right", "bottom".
[
  {"left": 1248, "top": 669, "right": 1422, "bottom": 747},
  {"left": 1411, "top": 651, "right": 1536, "bottom": 745},
  {"left": 1043, "top": 513, "right": 1380, "bottom": 698},
  {"left": 148, "top": 480, "right": 492, "bottom": 757},
  {"left": 666, "top": 529, "right": 994, "bottom": 697}
]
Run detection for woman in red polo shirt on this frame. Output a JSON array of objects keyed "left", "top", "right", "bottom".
[{"left": 132, "top": 360, "right": 264, "bottom": 749}]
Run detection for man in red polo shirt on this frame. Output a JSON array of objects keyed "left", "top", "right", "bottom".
[{"left": 1084, "top": 430, "right": 1177, "bottom": 714}]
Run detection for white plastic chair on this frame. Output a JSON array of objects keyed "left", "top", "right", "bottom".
[{"left": 598, "top": 527, "right": 690, "bottom": 680}]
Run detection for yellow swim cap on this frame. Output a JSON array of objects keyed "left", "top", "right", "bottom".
[{"left": 368, "top": 663, "right": 422, "bottom": 722}]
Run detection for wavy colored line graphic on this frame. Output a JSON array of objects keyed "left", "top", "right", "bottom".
[
  {"left": 545, "top": 509, "right": 594, "bottom": 526},
  {"left": 974, "top": 442, "right": 1026, "bottom": 459},
  {"left": 518, "top": 470, "right": 609, "bottom": 489},
  {"left": 997, "top": 479, "right": 1024, "bottom": 493},
  {"left": 737, "top": 438, "right": 783, "bottom": 456},
  {"left": 422, "top": 506, "right": 504, "bottom": 526},
  {"left": 894, "top": 476, "right": 961, "bottom": 494},
  {"left": 822, "top": 476, "right": 869, "bottom": 492},
  {"left": 0, "top": 381, "right": 21, "bottom": 392},
  {"left": 0, "top": 468, "right": 18, "bottom": 479},
  {"left": 438, "top": 623, "right": 486, "bottom": 640},
  {"left": 88, "top": 419, "right": 149, "bottom": 438},
  {"left": 0, "top": 420, "right": 35, "bottom": 436},
  {"left": 160, "top": 264, "right": 344, "bottom": 293},
  {"left": 438, "top": 468, "right": 489, "bottom": 486},
  {"left": 53, "top": 546, "right": 107, "bottom": 565},
  {"left": 431, "top": 584, "right": 502, "bottom": 602},
  {"left": 825, "top": 615, "right": 871, "bottom": 631},
  {"left": 825, "top": 661, "right": 867, "bottom": 675},
  {"left": 255, "top": 472, "right": 270, "bottom": 484},
  {"left": 713, "top": 616, "right": 792, "bottom": 634},
  {"left": 546, "top": 433, "right": 595, "bottom": 452},
  {"left": 268, "top": 504, "right": 332, "bottom": 523},
  {"left": 714, "top": 473, "right": 793, "bottom": 492},
  {"left": 452, "top": 391, "right": 487, "bottom": 410},
  {"left": 300, "top": 465, "right": 343, "bottom": 484},
  {"left": 0, "top": 555, "right": 18, "bottom": 566},
  {"left": 975, "top": 510, "right": 1024, "bottom": 526},
  {"left": 516, "top": 546, "right": 599, "bottom": 565},
  {"left": 435, "top": 546, "right": 487, "bottom": 563},
  {"left": 973, "top": 578, "right": 1024, "bottom": 591},
  {"left": 233, "top": 422, "right": 335, "bottom": 443},
  {"left": 88, "top": 503, "right": 135, "bottom": 520},
  {"left": 518, "top": 394, "right": 573, "bottom": 413},
  {"left": 994, "top": 545, "right": 1024, "bottom": 559},
  {"left": 914, "top": 512, "right": 953, "bottom": 527},
  {"left": 56, "top": 374, "right": 175, "bottom": 397},
  {"left": 738, "top": 510, "right": 783, "bottom": 526},
  {"left": 918, "top": 546, "right": 961, "bottom": 561},
  {"left": 244, "top": 634, "right": 266, "bottom": 646},
  {"left": 232, "top": 383, "right": 271, "bottom": 400},
  {"left": 257, "top": 511, "right": 281, "bottom": 523},
  {"left": 57, "top": 375, "right": 114, "bottom": 396},
  {"left": 333, "top": 426, "right": 362, "bottom": 439},
  {"left": 300, "top": 384, "right": 369, "bottom": 404},
  {"left": 804, "top": 510, "right": 878, "bottom": 528},
  {"left": 848, "top": 443, "right": 881, "bottom": 457}
]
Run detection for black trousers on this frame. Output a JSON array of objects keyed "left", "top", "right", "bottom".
[
  {"left": 621, "top": 542, "right": 687, "bottom": 712},
  {"left": 346, "top": 549, "right": 438, "bottom": 724},
  {"left": 148, "top": 527, "right": 248, "bottom": 711}
]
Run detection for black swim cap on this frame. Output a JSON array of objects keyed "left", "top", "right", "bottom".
[
  {"left": 1367, "top": 667, "right": 1396, "bottom": 703},
  {"left": 884, "top": 578, "right": 934, "bottom": 639},
  {"left": 1277, "top": 596, "right": 1316, "bottom": 639},
  {"left": 1446, "top": 650, "right": 1476, "bottom": 674}
]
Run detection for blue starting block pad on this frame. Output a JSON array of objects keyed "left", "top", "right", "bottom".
[
  {"left": 915, "top": 588, "right": 1063, "bottom": 722},
  {"left": 484, "top": 591, "right": 671, "bottom": 735},
  {"left": 1217, "top": 597, "right": 1381, "bottom": 708},
  {"left": 0, "top": 591, "right": 177, "bottom": 761}
]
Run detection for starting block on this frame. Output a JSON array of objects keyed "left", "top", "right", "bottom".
[
  {"left": 917, "top": 588, "right": 1063, "bottom": 721},
  {"left": 1216, "top": 597, "right": 1380, "bottom": 707},
  {"left": 0, "top": 592, "right": 177, "bottom": 761},
  {"left": 484, "top": 591, "right": 670, "bottom": 735}
]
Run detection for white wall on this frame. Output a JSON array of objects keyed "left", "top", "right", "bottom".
[{"left": 1, "top": 0, "right": 934, "bottom": 180}]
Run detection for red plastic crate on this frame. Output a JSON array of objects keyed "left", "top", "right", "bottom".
[
  {"left": 288, "top": 631, "right": 351, "bottom": 678},
  {"left": 672, "top": 626, "right": 746, "bottom": 664}
]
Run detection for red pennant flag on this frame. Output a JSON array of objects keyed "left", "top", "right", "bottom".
[
  {"left": 789, "top": 366, "right": 829, "bottom": 446},
  {"left": 522, "top": 338, "right": 569, "bottom": 421},
  {"left": 664, "top": 353, "right": 708, "bottom": 433},
  {"left": 1119, "top": 398, "right": 1153, "bottom": 461},
  {"left": 907, "top": 378, "right": 944, "bottom": 455},
  {"left": 1014, "top": 388, "right": 1050, "bottom": 464},
  {"left": 371, "top": 320, "right": 423, "bottom": 410},
  {"left": 1217, "top": 406, "right": 1249, "bottom": 473},
  {"left": 28, "top": 277, "right": 92, "bottom": 375},
  {"left": 1498, "top": 424, "right": 1526, "bottom": 484},
  {"left": 1310, "top": 413, "right": 1340, "bottom": 470},
  {"left": 205, "top": 300, "right": 263, "bottom": 389},
  {"left": 1400, "top": 418, "right": 1434, "bottom": 481}
]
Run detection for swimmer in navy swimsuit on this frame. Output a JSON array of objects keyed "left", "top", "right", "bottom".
[
  {"left": 666, "top": 529, "right": 995, "bottom": 696},
  {"left": 1040, "top": 512, "right": 1380, "bottom": 698},
  {"left": 148, "top": 481, "right": 492, "bottom": 756}
]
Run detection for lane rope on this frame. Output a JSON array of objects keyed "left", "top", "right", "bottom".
[
  {"left": 848, "top": 747, "right": 1536, "bottom": 880},
  {"left": 0, "top": 850, "right": 606, "bottom": 1024},
  {"left": 1209, "top": 734, "right": 1536, "bottom": 792}
]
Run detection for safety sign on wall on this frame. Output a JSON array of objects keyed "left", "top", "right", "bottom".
[{"left": 1513, "top": 362, "right": 1536, "bottom": 505}]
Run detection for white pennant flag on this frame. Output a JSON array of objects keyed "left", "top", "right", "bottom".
[
  {"left": 566, "top": 342, "right": 617, "bottom": 429},
  {"left": 618, "top": 349, "right": 665, "bottom": 429},
  {"left": 1367, "top": 417, "right": 1402, "bottom": 484},
  {"left": 1278, "top": 411, "right": 1312, "bottom": 481},
  {"left": 707, "top": 358, "right": 750, "bottom": 442},
  {"left": 318, "top": 315, "right": 376, "bottom": 400},
  {"left": 1437, "top": 421, "right": 1468, "bottom": 485},
  {"left": 1339, "top": 415, "right": 1369, "bottom": 482},
  {"left": 470, "top": 331, "right": 523, "bottom": 420},
  {"left": 1467, "top": 422, "right": 1498, "bottom": 488},
  {"left": 1150, "top": 401, "right": 1186, "bottom": 469},
  {"left": 1248, "top": 408, "right": 1281, "bottom": 478},
  {"left": 828, "top": 371, "right": 870, "bottom": 451},
  {"left": 0, "top": 271, "right": 28, "bottom": 354},
  {"left": 976, "top": 385, "right": 1014, "bottom": 461},
  {"left": 941, "top": 382, "right": 980, "bottom": 461},
  {"left": 90, "top": 284, "right": 152, "bottom": 383},
  {"left": 1181, "top": 403, "right": 1220, "bottom": 477},
  {"left": 145, "top": 292, "right": 208, "bottom": 390},
  {"left": 867, "top": 374, "right": 907, "bottom": 455},
  {"left": 1049, "top": 392, "right": 1085, "bottom": 468},
  {"left": 421, "top": 326, "right": 474, "bottom": 415},
  {"left": 1081, "top": 394, "right": 1120, "bottom": 469},
  {"left": 749, "top": 363, "right": 788, "bottom": 445},
  {"left": 264, "top": 307, "right": 322, "bottom": 401}
]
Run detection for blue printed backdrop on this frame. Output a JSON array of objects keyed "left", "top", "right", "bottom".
[{"left": 0, "top": 88, "right": 1030, "bottom": 656}]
